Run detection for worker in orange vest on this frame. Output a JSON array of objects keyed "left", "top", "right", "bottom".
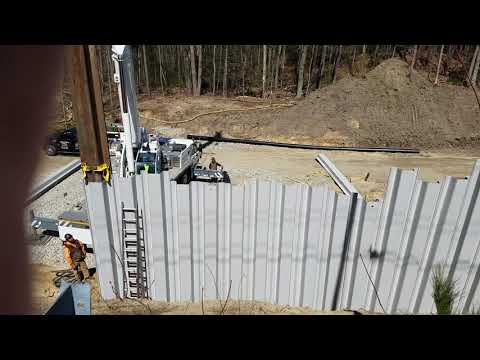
[{"left": 62, "top": 234, "right": 90, "bottom": 282}]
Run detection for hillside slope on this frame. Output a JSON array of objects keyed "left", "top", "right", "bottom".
[{"left": 139, "top": 58, "right": 480, "bottom": 149}]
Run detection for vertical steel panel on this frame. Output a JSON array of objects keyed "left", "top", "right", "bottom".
[
  {"left": 107, "top": 176, "right": 125, "bottom": 297},
  {"left": 291, "top": 185, "right": 311, "bottom": 307},
  {"left": 325, "top": 194, "right": 350, "bottom": 310},
  {"left": 341, "top": 199, "right": 366, "bottom": 309},
  {"left": 351, "top": 200, "right": 382, "bottom": 310},
  {"left": 371, "top": 169, "right": 418, "bottom": 312},
  {"left": 90, "top": 160, "right": 480, "bottom": 312},
  {"left": 230, "top": 185, "right": 245, "bottom": 300},
  {"left": 395, "top": 181, "right": 440, "bottom": 313},
  {"left": 365, "top": 168, "right": 401, "bottom": 311},
  {"left": 272, "top": 183, "right": 285, "bottom": 304},
  {"left": 144, "top": 174, "right": 168, "bottom": 300},
  {"left": 386, "top": 179, "right": 426, "bottom": 313},
  {"left": 217, "top": 182, "right": 231, "bottom": 299},
  {"left": 302, "top": 186, "right": 326, "bottom": 308},
  {"left": 409, "top": 176, "right": 456, "bottom": 313},
  {"left": 162, "top": 173, "right": 176, "bottom": 301},
  {"left": 277, "top": 184, "right": 298, "bottom": 305},
  {"left": 85, "top": 182, "right": 117, "bottom": 299},
  {"left": 424, "top": 179, "right": 467, "bottom": 313},
  {"left": 254, "top": 182, "right": 271, "bottom": 301},
  {"left": 204, "top": 183, "right": 218, "bottom": 299},
  {"left": 317, "top": 191, "right": 338, "bottom": 310},
  {"left": 176, "top": 184, "right": 192, "bottom": 301}
]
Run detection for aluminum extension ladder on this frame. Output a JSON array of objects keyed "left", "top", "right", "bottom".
[{"left": 121, "top": 203, "right": 149, "bottom": 299}]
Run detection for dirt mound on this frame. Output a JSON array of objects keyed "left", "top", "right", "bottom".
[{"left": 138, "top": 58, "right": 480, "bottom": 149}]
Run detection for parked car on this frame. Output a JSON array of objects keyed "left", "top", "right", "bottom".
[{"left": 45, "top": 128, "right": 80, "bottom": 156}]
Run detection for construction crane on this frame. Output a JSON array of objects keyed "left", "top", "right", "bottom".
[{"left": 110, "top": 45, "right": 225, "bottom": 183}]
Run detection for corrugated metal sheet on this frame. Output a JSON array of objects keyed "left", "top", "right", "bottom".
[{"left": 86, "top": 160, "right": 480, "bottom": 314}]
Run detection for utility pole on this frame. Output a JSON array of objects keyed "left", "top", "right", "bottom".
[
  {"left": 71, "top": 45, "right": 111, "bottom": 183},
  {"left": 71, "top": 45, "right": 117, "bottom": 300}
]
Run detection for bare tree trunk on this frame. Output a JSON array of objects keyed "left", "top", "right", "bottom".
[
  {"left": 241, "top": 47, "right": 246, "bottom": 96},
  {"left": 135, "top": 47, "right": 141, "bottom": 93},
  {"left": 189, "top": 45, "right": 197, "bottom": 96},
  {"left": 177, "top": 45, "right": 182, "bottom": 87},
  {"left": 280, "top": 45, "right": 286, "bottom": 89},
  {"left": 351, "top": 46, "right": 356, "bottom": 73},
  {"left": 184, "top": 47, "right": 192, "bottom": 95},
  {"left": 391, "top": 45, "right": 396, "bottom": 58},
  {"left": 306, "top": 45, "right": 316, "bottom": 95},
  {"left": 262, "top": 45, "right": 267, "bottom": 98},
  {"left": 269, "top": 46, "right": 275, "bottom": 96},
  {"left": 332, "top": 45, "right": 342, "bottom": 83},
  {"left": 217, "top": 46, "right": 223, "bottom": 93},
  {"left": 328, "top": 45, "right": 333, "bottom": 64},
  {"left": 362, "top": 45, "right": 366, "bottom": 55},
  {"left": 296, "top": 45, "right": 308, "bottom": 98},
  {"left": 468, "top": 45, "right": 479, "bottom": 81},
  {"left": 472, "top": 46, "right": 480, "bottom": 85},
  {"left": 318, "top": 45, "right": 327, "bottom": 89},
  {"left": 373, "top": 45, "right": 379, "bottom": 62},
  {"left": 274, "top": 45, "right": 282, "bottom": 91},
  {"left": 212, "top": 45, "right": 216, "bottom": 95},
  {"left": 142, "top": 45, "right": 150, "bottom": 96},
  {"left": 196, "top": 45, "right": 202, "bottom": 95},
  {"left": 434, "top": 45, "right": 445, "bottom": 86},
  {"left": 409, "top": 45, "right": 418, "bottom": 77},
  {"left": 157, "top": 46, "right": 164, "bottom": 95},
  {"left": 222, "top": 45, "right": 228, "bottom": 97}
]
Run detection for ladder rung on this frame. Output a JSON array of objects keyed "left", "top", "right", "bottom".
[
  {"left": 127, "top": 261, "right": 146, "bottom": 269},
  {"left": 122, "top": 219, "right": 137, "bottom": 224},
  {"left": 122, "top": 208, "right": 137, "bottom": 212}
]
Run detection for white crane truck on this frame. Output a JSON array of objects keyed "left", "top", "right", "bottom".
[
  {"left": 110, "top": 45, "right": 224, "bottom": 183},
  {"left": 30, "top": 45, "right": 225, "bottom": 248}
]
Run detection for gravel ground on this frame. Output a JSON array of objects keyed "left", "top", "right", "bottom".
[{"left": 27, "top": 170, "right": 95, "bottom": 269}]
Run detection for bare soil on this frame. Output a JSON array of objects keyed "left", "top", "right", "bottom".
[
  {"left": 136, "top": 58, "right": 480, "bottom": 150},
  {"left": 31, "top": 264, "right": 364, "bottom": 315}
]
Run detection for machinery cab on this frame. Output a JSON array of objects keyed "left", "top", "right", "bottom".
[{"left": 135, "top": 136, "right": 161, "bottom": 174}]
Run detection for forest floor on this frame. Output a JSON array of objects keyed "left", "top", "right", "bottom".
[{"left": 135, "top": 58, "right": 480, "bottom": 150}]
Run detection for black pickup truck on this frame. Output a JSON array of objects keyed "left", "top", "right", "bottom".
[
  {"left": 45, "top": 127, "right": 122, "bottom": 156},
  {"left": 45, "top": 128, "right": 80, "bottom": 156}
]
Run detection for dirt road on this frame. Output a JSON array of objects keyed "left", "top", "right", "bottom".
[{"left": 194, "top": 141, "right": 480, "bottom": 200}]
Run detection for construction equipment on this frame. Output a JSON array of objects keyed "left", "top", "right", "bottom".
[
  {"left": 30, "top": 202, "right": 94, "bottom": 249},
  {"left": 110, "top": 45, "right": 224, "bottom": 183}
]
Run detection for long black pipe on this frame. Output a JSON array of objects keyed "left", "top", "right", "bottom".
[{"left": 187, "top": 134, "right": 420, "bottom": 154}]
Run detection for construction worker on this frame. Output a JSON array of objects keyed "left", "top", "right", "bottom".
[
  {"left": 62, "top": 234, "right": 90, "bottom": 282},
  {"left": 209, "top": 157, "right": 223, "bottom": 171}
]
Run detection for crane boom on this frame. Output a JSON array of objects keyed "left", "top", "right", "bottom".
[{"left": 111, "top": 45, "right": 143, "bottom": 175}]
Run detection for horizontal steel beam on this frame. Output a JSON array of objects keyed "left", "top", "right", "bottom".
[
  {"left": 187, "top": 134, "right": 420, "bottom": 154},
  {"left": 316, "top": 154, "right": 361, "bottom": 198},
  {"left": 26, "top": 160, "right": 81, "bottom": 205}
]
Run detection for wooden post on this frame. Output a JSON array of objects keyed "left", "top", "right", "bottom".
[{"left": 71, "top": 45, "right": 110, "bottom": 183}]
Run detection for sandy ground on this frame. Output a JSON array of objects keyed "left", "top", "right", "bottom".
[
  {"left": 31, "top": 264, "right": 366, "bottom": 315},
  {"left": 186, "top": 141, "right": 480, "bottom": 200}
]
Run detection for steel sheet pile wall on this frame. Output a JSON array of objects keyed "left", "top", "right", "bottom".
[{"left": 87, "top": 160, "right": 480, "bottom": 314}]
